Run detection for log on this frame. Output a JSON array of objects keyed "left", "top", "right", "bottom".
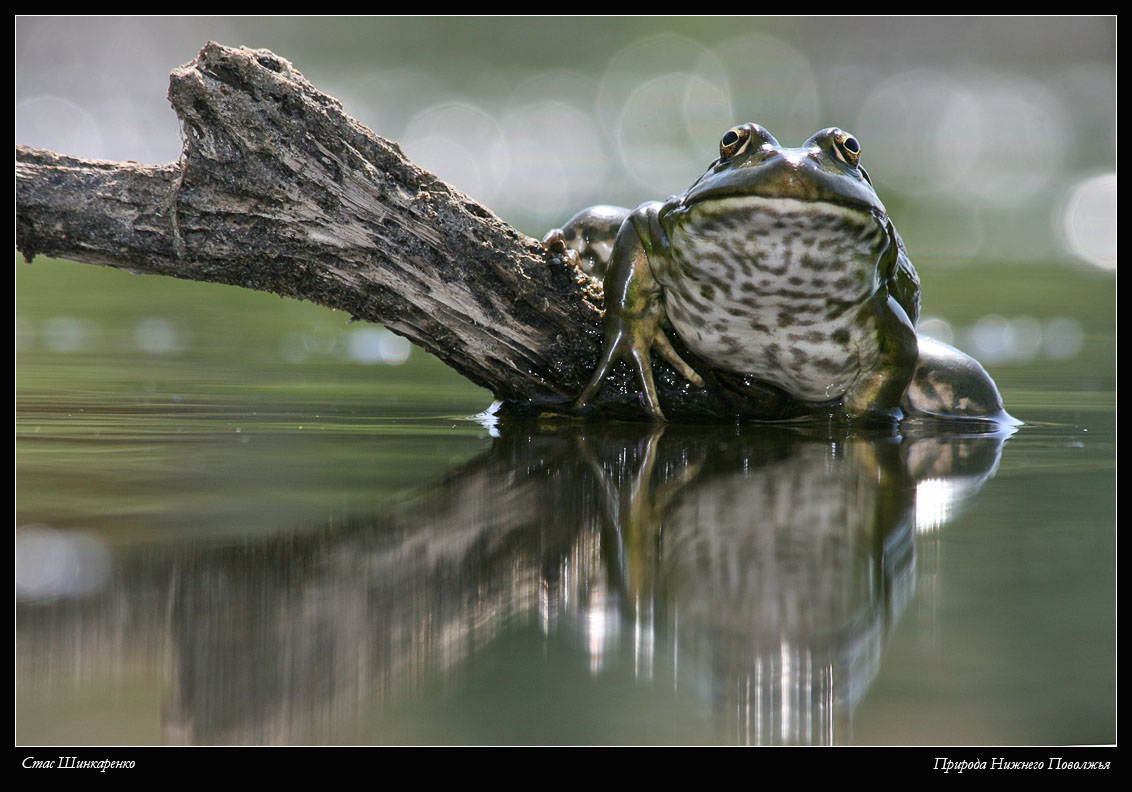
[{"left": 15, "top": 42, "right": 833, "bottom": 423}]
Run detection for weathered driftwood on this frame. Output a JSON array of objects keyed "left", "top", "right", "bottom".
[{"left": 15, "top": 42, "right": 829, "bottom": 422}]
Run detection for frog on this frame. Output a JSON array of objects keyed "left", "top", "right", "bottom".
[{"left": 543, "top": 122, "right": 1013, "bottom": 424}]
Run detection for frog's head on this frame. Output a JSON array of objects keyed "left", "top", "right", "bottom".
[{"left": 673, "top": 123, "right": 886, "bottom": 216}]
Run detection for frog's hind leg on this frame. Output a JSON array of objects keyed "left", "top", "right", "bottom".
[{"left": 901, "top": 336, "right": 1019, "bottom": 424}]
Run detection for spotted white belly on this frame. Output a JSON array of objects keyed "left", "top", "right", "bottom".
[{"left": 662, "top": 196, "right": 890, "bottom": 402}]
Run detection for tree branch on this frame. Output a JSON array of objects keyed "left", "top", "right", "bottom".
[{"left": 16, "top": 42, "right": 827, "bottom": 422}]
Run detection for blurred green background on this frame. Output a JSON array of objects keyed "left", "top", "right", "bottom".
[
  {"left": 18, "top": 17, "right": 1114, "bottom": 263},
  {"left": 17, "top": 16, "right": 1115, "bottom": 400}
]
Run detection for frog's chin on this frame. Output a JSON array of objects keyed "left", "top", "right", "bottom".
[{"left": 682, "top": 194, "right": 881, "bottom": 227}]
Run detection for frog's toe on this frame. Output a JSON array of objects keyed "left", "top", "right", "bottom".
[
  {"left": 629, "top": 346, "right": 667, "bottom": 421},
  {"left": 637, "top": 392, "right": 667, "bottom": 422},
  {"left": 575, "top": 345, "right": 621, "bottom": 410},
  {"left": 541, "top": 228, "right": 566, "bottom": 252},
  {"left": 652, "top": 331, "right": 704, "bottom": 388},
  {"left": 541, "top": 228, "right": 581, "bottom": 268}
]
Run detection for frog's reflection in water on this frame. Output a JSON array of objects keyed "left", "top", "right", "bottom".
[
  {"left": 560, "top": 423, "right": 922, "bottom": 744},
  {"left": 18, "top": 420, "right": 1013, "bottom": 745}
]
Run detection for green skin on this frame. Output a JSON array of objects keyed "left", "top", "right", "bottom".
[{"left": 549, "top": 123, "right": 922, "bottom": 422}]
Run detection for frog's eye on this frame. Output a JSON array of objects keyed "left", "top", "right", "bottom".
[
  {"left": 719, "top": 126, "right": 752, "bottom": 160},
  {"left": 832, "top": 131, "right": 861, "bottom": 167}
]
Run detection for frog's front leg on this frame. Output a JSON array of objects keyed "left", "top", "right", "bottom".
[
  {"left": 575, "top": 210, "right": 704, "bottom": 421},
  {"left": 842, "top": 293, "right": 919, "bottom": 422}
]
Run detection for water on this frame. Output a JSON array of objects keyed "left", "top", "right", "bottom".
[{"left": 16, "top": 257, "right": 1114, "bottom": 746}]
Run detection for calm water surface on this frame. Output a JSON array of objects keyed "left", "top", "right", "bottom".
[{"left": 16, "top": 259, "right": 1114, "bottom": 745}]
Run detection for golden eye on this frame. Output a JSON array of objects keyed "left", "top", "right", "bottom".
[
  {"left": 719, "top": 126, "right": 751, "bottom": 160},
  {"left": 832, "top": 130, "right": 861, "bottom": 167}
]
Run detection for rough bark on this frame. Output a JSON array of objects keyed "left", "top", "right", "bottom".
[{"left": 15, "top": 42, "right": 825, "bottom": 422}]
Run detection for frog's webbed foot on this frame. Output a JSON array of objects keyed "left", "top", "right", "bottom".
[
  {"left": 575, "top": 317, "right": 703, "bottom": 422},
  {"left": 542, "top": 207, "right": 632, "bottom": 280},
  {"left": 541, "top": 228, "right": 581, "bottom": 269}
]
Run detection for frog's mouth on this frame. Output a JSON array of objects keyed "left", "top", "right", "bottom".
[{"left": 679, "top": 150, "right": 888, "bottom": 217}]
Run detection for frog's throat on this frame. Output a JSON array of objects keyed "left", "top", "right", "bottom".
[{"left": 657, "top": 196, "right": 893, "bottom": 402}]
